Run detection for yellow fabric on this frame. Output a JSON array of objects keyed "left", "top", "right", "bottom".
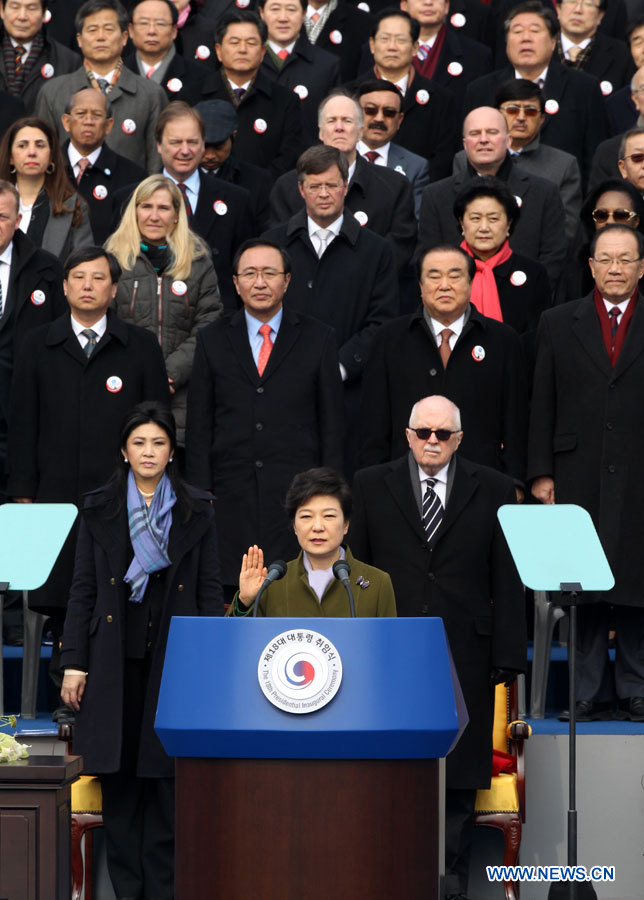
[
  {"left": 492, "top": 683, "right": 508, "bottom": 751},
  {"left": 475, "top": 773, "right": 519, "bottom": 813},
  {"left": 71, "top": 775, "right": 102, "bottom": 813}
]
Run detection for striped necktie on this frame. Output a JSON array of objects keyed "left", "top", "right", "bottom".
[
  {"left": 81, "top": 328, "right": 98, "bottom": 358},
  {"left": 422, "top": 478, "right": 443, "bottom": 547}
]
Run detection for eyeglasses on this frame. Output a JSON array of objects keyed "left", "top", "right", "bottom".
[
  {"left": 591, "top": 207, "right": 639, "bottom": 224},
  {"left": 236, "top": 268, "right": 285, "bottom": 281},
  {"left": 591, "top": 256, "right": 642, "bottom": 267},
  {"left": 621, "top": 152, "right": 644, "bottom": 164},
  {"left": 301, "top": 181, "right": 345, "bottom": 193},
  {"left": 408, "top": 427, "right": 460, "bottom": 441},
  {"left": 499, "top": 104, "right": 541, "bottom": 117},
  {"left": 361, "top": 104, "right": 401, "bottom": 119}
]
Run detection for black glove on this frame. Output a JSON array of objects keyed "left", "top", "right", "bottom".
[{"left": 490, "top": 667, "right": 518, "bottom": 686}]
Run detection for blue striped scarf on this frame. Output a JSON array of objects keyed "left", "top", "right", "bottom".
[{"left": 124, "top": 470, "right": 176, "bottom": 603}]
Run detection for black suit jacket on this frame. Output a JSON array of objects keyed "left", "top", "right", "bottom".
[
  {"left": 209, "top": 155, "right": 272, "bottom": 233},
  {"left": 260, "top": 36, "right": 341, "bottom": 144},
  {"left": 263, "top": 210, "right": 399, "bottom": 381},
  {"left": 588, "top": 133, "right": 622, "bottom": 191},
  {"left": 208, "top": 69, "right": 304, "bottom": 179},
  {"left": 270, "top": 155, "right": 417, "bottom": 272},
  {"left": 65, "top": 140, "right": 148, "bottom": 245},
  {"left": 559, "top": 32, "right": 634, "bottom": 95},
  {"left": 606, "top": 84, "right": 636, "bottom": 136},
  {"left": 123, "top": 50, "right": 218, "bottom": 105},
  {"left": 423, "top": 27, "right": 493, "bottom": 114},
  {"left": 350, "top": 68, "right": 458, "bottom": 181},
  {"left": 0, "top": 25, "right": 80, "bottom": 112},
  {"left": 418, "top": 156, "right": 567, "bottom": 289},
  {"left": 312, "top": 0, "right": 373, "bottom": 81},
  {"left": 359, "top": 305, "right": 528, "bottom": 481},
  {"left": 464, "top": 60, "right": 610, "bottom": 184},
  {"left": 185, "top": 307, "right": 344, "bottom": 584},
  {"left": 349, "top": 453, "right": 526, "bottom": 788}
]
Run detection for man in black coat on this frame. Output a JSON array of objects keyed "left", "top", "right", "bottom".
[
  {"left": 359, "top": 244, "right": 528, "bottom": 483},
  {"left": 0, "top": 180, "right": 66, "bottom": 499},
  {"left": 463, "top": 1, "right": 609, "bottom": 185},
  {"left": 185, "top": 238, "right": 344, "bottom": 597},
  {"left": 270, "top": 89, "right": 417, "bottom": 273},
  {"left": 528, "top": 224, "right": 644, "bottom": 722},
  {"left": 124, "top": 0, "right": 219, "bottom": 104},
  {"left": 350, "top": 8, "right": 458, "bottom": 180},
  {"left": 589, "top": 72, "right": 644, "bottom": 189},
  {"left": 212, "top": 9, "right": 304, "bottom": 178},
  {"left": 258, "top": 0, "right": 341, "bottom": 143},
  {"left": 302, "top": 0, "right": 373, "bottom": 80},
  {"left": 62, "top": 87, "right": 148, "bottom": 244},
  {"left": 349, "top": 393, "right": 526, "bottom": 900},
  {"left": 419, "top": 106, "right": 567, "bottom": 289},
  {"left": 8, "top": 246, "right": 170, "bottom": 714},
  {"left": 0, "top": 0, "right": 80, "bottom": 111}
]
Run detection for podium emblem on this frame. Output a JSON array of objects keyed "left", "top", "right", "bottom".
[{"left": 258, "top": 629, "right": 343, "bottom": 714}]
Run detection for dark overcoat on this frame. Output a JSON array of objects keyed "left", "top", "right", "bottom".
[
  {"left": 185, "top": 307, "right": 344, "bottom": 584},
  {"left": 263, "top": 210, "right": 399, "bottom": 381},
  {"left": 0, "top": 25, "right": 80, "bottom": 112},
  {"left": 60, "top": 482, "right": 224, "bottom": 776},
  {"left": 358, "top": 305, "right": 528, "bottom": 483},
  {"left": 8, "top": 311, "right": 170, "bottom": 612},
  {"left": 527, "top": 292, "right": 644, "bottom": 607},
  {"left": 123, "top": 50, "right": 218, "bottom": 105},
  {"left": 312, "top": 1, "right": 373, "bottom": 81},
  {"left": 269, "top": 155, "right": 416, "bottom": 272},
  {"left": 348, "top": 453, "right": 526, "bottom": 788}
]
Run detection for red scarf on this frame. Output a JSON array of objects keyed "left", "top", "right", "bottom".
[
  {"left": 593, "top": 287, "right": 637, "bottom": 367},
  {"left": 413, "top": 24, "right": 446, "bottom": 81},
  {"left": 460, "top": 239, "right": 513, "bottom": 322}
]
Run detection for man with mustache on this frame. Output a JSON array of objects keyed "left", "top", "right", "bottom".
[{"left": 356, "top": 78, "right": 429, "bottom": 218}]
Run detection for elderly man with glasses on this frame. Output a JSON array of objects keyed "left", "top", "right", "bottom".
[{"left": 529, "top": 223, "right": 644, "bottom": 723}]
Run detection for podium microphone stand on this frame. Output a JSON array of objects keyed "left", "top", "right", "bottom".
[{"left": 498, "top": 504, "right": 614, "bottom": 900}]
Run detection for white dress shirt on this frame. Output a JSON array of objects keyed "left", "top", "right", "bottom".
[
  {"left": 67, "top": 143, "right": 102, "bottom": 181},
  {"left": 418, "top": 462, "right": 448, "bottom": 508},
  {"left": 602, "top": 296, "right": 631, "bottom": 326},
  {"left": 430, "top": 312, "right": 465, "bottom": 352},
  {"left": 307, "top": 214, "right": 343, "bottom": 255},
  {"left": 0, "top": 243, "right": 13, "bottom": 316},
  {"left": 163, "top": 167, "right": 200, "bottom": 214},
  {"left": 71, "top": 313, "right": 107, "bottom": 350},
  {"left": 268, "top": 39, "right": 296, "bottom": 55},
  {"left": 357, "top": 140, "right": 390, "bottom": 166},
  {"left": 10, "top": 38, "right": 32, "bottom": 64},
  {"left": 561, "top": 33, "right": 591, "bottom": 59}
]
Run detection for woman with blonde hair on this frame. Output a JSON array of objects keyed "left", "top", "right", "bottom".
[
  {"left": 0, "top": 116, "right": 93, "bottom": 259},
  {"left": 106, "top": 174, "right": 222, "bottom": 446}
]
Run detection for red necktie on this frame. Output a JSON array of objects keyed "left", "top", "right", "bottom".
[
  {"left": 177, "top": 182, "right": 193, "bottom": 217},
  {"left": 311, "top": 12, "right": 320, "bottom": 22},
  {"left": 364, "top": 150, "right": 379, "bottom": 163},
  {"left": 257, "top": 324, "right": 273, "bottom": 376},
  {"left": 76, "top": 157, "right": 91, "bottom": 184},
  {"left": 277, "top": 49, "right": 289, "bottom": 60}
]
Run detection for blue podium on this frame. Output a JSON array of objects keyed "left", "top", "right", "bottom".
[{"left": 156, "top": 616, "right": 465, "bottom": 900}]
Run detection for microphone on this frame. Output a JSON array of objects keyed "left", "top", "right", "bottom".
[
  {"left": 252, "top": 559, "right": 287, "bottom": 617},
  {"left": 332, "top": 559, "right": 356, "bottom": 618}
]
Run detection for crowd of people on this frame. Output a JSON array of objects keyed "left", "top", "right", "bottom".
[{"left": 0, "top": 0, "right": 642, "bottom": 897}]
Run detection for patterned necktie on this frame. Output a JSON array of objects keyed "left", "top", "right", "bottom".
[
  {"left": 567, "top": 45, "right": 582, "bottom": 62},
  {"left": 76, "top": 157, "right": 91, "bottom": 184},
  {"left": 316, "top": 228, "right": 331, "bottom": 258},
  {"left": 96, "top": 77, "right": 110, "bottom": 94},
  {"left": 177, "top": 182, "right": 193, "bottom": 217},
  {"left": 422, "top": 478, "right": 444, "bottom": 547},
  {"left": 277, "top": 49, "right": 289, "bottom": 60},
  {"left": 14, "top": 44, "right": 26, "bottom": 74},
  {"left": 232, "top": 87, "right": 245, "bottom": 102},
  {"left": 608, "top": 306, "right": 621, "bottom": 343},
  {"left": 439, "top": 328, "right": 453, "bottom": 368},
  {"left": 81, "top": 328, "right": 98, "bottom": 358},
  {"left": 364, "top": 150, "right": 380, "bottom": 163},
  {"left": 417, "top": 43, "right": 430, "bottom": 61},
  {"left": 257, "top": 323, "right": 273, "bottom": 376}
]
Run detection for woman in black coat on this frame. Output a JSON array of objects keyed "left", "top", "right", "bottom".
[
  {"left": 60, "top": 401, "right": 224, "bottom": 900},
  {"left": 454, "top": 176, "right": 552, "bottom": 372}
]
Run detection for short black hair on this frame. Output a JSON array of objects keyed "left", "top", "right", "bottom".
[
  {"left": 64, "top": 246, "right": 122, "bottom": 282},
  {"left": 580, "top": 177, "right": 644, "bottom": 236},
  {"left": 619, "top": 127, "right": 644, "bottom": 161},
  {"left": 504, "top": 1, "right": 559, "bottom": 38},
  {"left": 232, "top": 238, "right": 291, "bottom": 275},
  {"left": 296, "top": 145, "right": 349, "bottom": 183},
  {"left": 589, "top": 223, "right": 644, "bottom": 258},
  {"left": 64, "top": 87, "right": 113, "bottom": 119},
  {"left": 357, "top": 78, "right": 402, "bottom": 105},
  {"left": 257, "top": 0, "right": 306, "bottom": 10},
  {"left": 370, "top": 7, "right": 420, "bottom": 42},
  {"left": 76, "top": 0, "right": 130, "bottom": 33},
  {"left": 130, "top": 0, "right": 178, "bottom": 25},
  {"left": 416, "top": 244, "right": 476, "bottom": 281},
  {"left": 453, "top": 176, "right": 521, "bottom": 235},
  {"left": 495, "top": 78, "right": 545, "bottom": 113},
  {"left": 215, "top": 9, "right": 267, "bottom": 44},
  {"left": 284, "top": 468, "right": 352, "bottom": 521},
  {"left": 627, "top": 16, "right": 644, "bottom": 43}
]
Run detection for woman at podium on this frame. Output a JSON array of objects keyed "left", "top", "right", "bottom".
[
  {"left": 229, "top": 467, "right": 396, "bottom": 617},
  {"left": 59, "top": 401, "right": 224, "bottom": 900}
]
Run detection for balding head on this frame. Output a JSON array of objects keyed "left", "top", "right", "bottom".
[
  {"left": 407, "top": 396, "right": 463, "bottom": 476},
  {"left": 463, "top": 107, "right": 511, "bottom": 175}
]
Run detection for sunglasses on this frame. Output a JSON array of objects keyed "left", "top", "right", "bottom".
[
  {"left": 499, "top": 104, "right": 541, "bottom": 117},
  {"left": 361, "top": 104, "right": 400, "bottom": 119},
  {"left": 408, "top": 427, "right": 459, "bottom": 441},
  {"left": 591, "top": 207, "right": 639, "bottom": 224},
  {"left": 622, "top": 152, "right": 644, "bottom": 165}
]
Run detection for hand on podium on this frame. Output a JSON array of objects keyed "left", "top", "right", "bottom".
[{"left": 238, "top": 545, "right": 268, "bottom": 609}]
